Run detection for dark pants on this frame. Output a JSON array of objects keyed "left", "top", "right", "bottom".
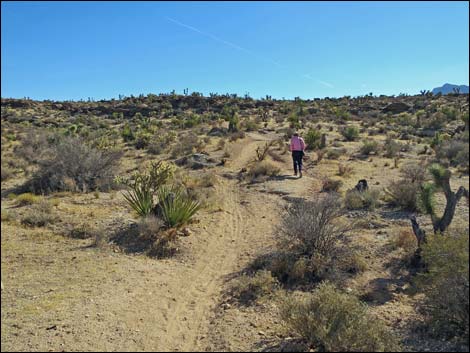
[{"left": 292, "top": 151, "right": 304, "bottom": 174}]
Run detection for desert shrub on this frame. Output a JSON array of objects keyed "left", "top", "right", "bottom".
[
  {"left": 441, "top": 106, "right": 458, "bottom": 121},
  {"left": 280, "top": 282, "right": 401, "bottom": 352},
  {"left": 337, "top": 163, "right": 353, "bottom": 177},
  {"left": 383, "top": 136, "right": 401, "bottom": 158},
  {"left": 390, "top": 229, "right": 416, "bottom": 252},
  {"left": 231, "top": 270, "right": 278, "bottom": 304},
  {"left": 15, "top": 193, "right": 40, "bottom": 206},
  {"left": 155, "top": 185, "right": 201, "bottom": 228},
  {"left": 326, "top": 148, "right": 344, "bottom": 160},
  {"left": 242, "top": 119, "right": 260, "bottom": 132},
  {"left": 116, "top": 161, "right": 174, "bottom": 217},
  {"left": 341, "top": 126, "right": 359, "bottom": 141},
  {"left": 171, "top": 133, "right": 201, "bottom": 158},
  {"left": 436, "top": 139, "right": 469, "bottom": 168},
  {"left": 304, "top": 128, "right": 322, "bottom": 150},
  {"left": 134, "top": 133, "right": 151, "bottom": 149},
  {"left": 247, "top": 161, "right": 280, "bottom": 179},
  {"left": 385, "top": 180, "right": 419, "bottom": 211},
  {"left": 14, "top": 129, "right": 52, "bottom": 164},
  {"left": 400, "top": 162, "right": 427, "bottom": 184},
  {"left": 359, "top": 139, "right": 380, "bottom": 155},
  {"left": 277, "top": 195, "right": 348, "bottom": 257},
  {"left": 321, "top": 178, "right": 342, "bottom": 192},
  {"left": 338, "top": 251, "right": 368, "bottom": 274},
  {"left": 415, "top": 231, "right": 469, "bottom": 339},
  {"left": 20, "top": 199, "right": 56, "bottom": 227},
  {"left": 426, "top": 112, "right": 447, "bottom": 130},
  {"left": 121, "top": 123, "right": 135, "bottom": 142},
  {"left": 28, "top": 137, "right": 122, "bottom": 193},
  {"left": 344, "top": 189, "right": 380, "bottom": 210}
]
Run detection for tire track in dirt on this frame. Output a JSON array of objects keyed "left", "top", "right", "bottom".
[{"left": 159, "top": 134, "right": 274, "bottom": 351}]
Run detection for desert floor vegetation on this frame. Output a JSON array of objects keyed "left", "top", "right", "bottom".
[{"left": 1, "top": 92, "right": 468, "bottom": 352}]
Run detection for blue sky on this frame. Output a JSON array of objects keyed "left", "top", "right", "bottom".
[{"left": 1, "top": 1, "right": 469, "bottom": 100}]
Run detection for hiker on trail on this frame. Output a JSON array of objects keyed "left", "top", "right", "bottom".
[{"left": 290, "top": 132, "right": 306, "bottom": 177}]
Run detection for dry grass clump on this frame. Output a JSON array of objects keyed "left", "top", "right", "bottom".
[
  {"left": 321, "top": 178, "right": 342, "bottom": 192},
  {"left": 344, "top": 189, "right": 381, "bottom": 211},
  {"left": 230, "top": 270, "right": 279, "bottom": 305},
  {"left": 20, "top": 199, "right": 56, "bottom": 227},
  {"left": 247, "top": 161, "right": 280, "bottom": 180},
  {"left": 337, "top": 163, "right": 353, "bottom": 177}
]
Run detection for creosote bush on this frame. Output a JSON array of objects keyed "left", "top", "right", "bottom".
[
  {"left": 344, "top": 189, "right": 380, "bottom": 210},
  {"left": 360, "top": 139, "right": 380, "bottom": 155},
  {"left": 280, "top": 282, "right": 401, "bottom": 352},
  {"left": 341, "top": 126, "right": 359, "bottom": 141}
]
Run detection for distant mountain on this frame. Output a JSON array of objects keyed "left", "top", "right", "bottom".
[{"left": 432, "top": 83, "right": 469, "bottom": 95}]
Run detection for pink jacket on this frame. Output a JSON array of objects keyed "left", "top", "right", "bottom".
[{"left": 290, "top": 136, "right": 306, "bottom": 151}]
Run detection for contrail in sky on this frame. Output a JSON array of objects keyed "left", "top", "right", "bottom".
[{"left": 165, "top": 17, "right": 334, "bottom": 89}]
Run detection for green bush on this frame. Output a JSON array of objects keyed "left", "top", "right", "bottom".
[
  {"left": 304, "top": 129, "right": 322, "bottom": 150},
  {"left": 359, "top": 139, "right": 380, "bottom": 155},
  {"left": 122, "top": 123, "right": 135, "bottom": 142},
  {"left": 155, "top": 185, "right": 201, "bottom": 228},
  {"left": 341, "top": 126, "right": 359, "bottom": 141},
  {"left": 384, "top": 136, "right": 402, "bottom": 158},
  {"left": 280, "top": 282, "right": 401, "bottom": 352},
  {"left": 415, "top": 232, "right": 469, "bottom": 339}
]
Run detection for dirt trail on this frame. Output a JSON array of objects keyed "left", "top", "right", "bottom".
[{"left": 1, "top": 132, "right": 285, "bottom": 352}]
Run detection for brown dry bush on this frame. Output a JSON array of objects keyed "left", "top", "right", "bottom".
[
  {"left": 26, "top": 137, "right": 122, "bottom": 193},
  {"left": 321, "top": 178, "right": 342, "bottom": 192},
  {"left": 277, "top": 195, "right": 348, "bottom": 257}
]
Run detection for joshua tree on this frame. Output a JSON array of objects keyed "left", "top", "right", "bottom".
[{"left": 411, "top": 164, "right": 469, "bottom": 246}]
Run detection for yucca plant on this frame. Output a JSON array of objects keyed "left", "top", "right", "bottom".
[
  {"left": 156, "top": 185, "right": 201, "bottom": 228},
  {"left": 115, "top": 161, "right": 174, "bottom": 217}
]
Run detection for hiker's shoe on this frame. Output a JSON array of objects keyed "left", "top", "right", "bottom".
[
  {"left": 299, "top": 171, "right": 303, "bottom": 178},
  {"left": 294, "top": 172, "right": 297, "bottom": 176}
]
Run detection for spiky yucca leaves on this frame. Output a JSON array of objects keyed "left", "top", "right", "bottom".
[
  {"left": 156, "top": 185, "right": 201, "bottom": 228},
  {"left": 116, "top": 161, "right": 174, "bottom": 217},
  {"left": 429, "top": 163, "right": 449, "bottom": 188},
  {"left": 419, "top": 182, "right": 436, "bottom": 216}
]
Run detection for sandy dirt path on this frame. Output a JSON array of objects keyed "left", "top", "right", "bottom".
[{"left": 1, "top": 132, "right": 284, "bottom": 352}]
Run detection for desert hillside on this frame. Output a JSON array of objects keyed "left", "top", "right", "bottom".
[{"left": 1, "top": 92, "right": 469, "bottom": 352}]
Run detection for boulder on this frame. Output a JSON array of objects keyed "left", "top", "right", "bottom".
[
  {"left": 382, "top": 102, "right": 411, "bottom": 114},
  {"left": 175, "top": 153, "right": 221, "bottom": 169},
  {"left": 208, "top": 127, "right": 228, "bottom": 136}
]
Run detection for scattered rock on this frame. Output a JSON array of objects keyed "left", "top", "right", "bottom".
[{"left": 182, "top": 228, "right": 192, "bottom": 237}]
